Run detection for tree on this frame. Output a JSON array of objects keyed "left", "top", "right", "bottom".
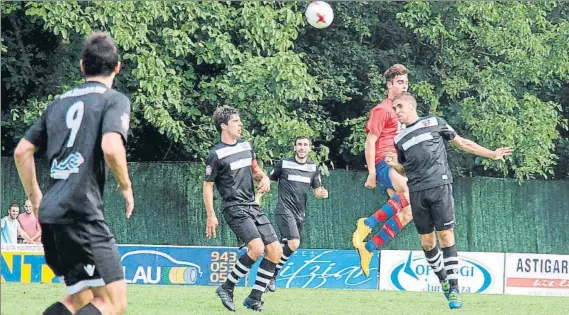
[
  {"left": 296, "top": 1, "right": 568, "bottom": 180},
  {"left": 5, "top": 1, "right": 333, "bottom": 167},
  {"left": 2, "top": 1, "right": 568, "bottom": 180},
  {"left": 395, "top": 1, "right": 568, "bottom": 180}
]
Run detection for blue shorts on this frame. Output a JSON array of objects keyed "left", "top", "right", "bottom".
[{"left": 376, "top": 158, "right": 393, "bottom": 194}]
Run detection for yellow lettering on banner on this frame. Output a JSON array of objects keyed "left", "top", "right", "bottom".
[
  {"left": 1, "top": 251, "right": 57, "bottom": 284},
  {"left": 1, "top": 252, "right": 14, "bottom": 283},
  {"left": 21, "top": 258, "right": 31, "bottom": 283},
  {"left": 41, "top": 264, "right": 56, "bottom": 283}
]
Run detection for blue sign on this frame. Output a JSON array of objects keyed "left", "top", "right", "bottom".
[
  {"left": 247, "top": 249, "right": 378, "bottom": 290},
  {"left": 117, "top": 245, "right": 245, "bottom": 287}
]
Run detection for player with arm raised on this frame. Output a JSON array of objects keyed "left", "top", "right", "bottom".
[{"left": 386, "top": 92, "right": 512, "bottom": 309}]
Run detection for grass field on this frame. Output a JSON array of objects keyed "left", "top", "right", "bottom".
[{"left": 2, "top": 283, "right": 568, "bottom": 315}]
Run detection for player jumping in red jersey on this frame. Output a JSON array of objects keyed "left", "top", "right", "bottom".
[{"left": 352, "top": 64, "right": 413, "bottom": 276}]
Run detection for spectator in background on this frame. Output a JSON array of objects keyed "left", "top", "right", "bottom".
[
  {"left": 1, "top": 203, "right": 35, "bottom": 244},
  {"left": 17, "top": 199, "right": 42, "bottom": 243}
]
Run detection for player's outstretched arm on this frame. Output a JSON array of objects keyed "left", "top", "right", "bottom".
[
  {"left": 203, "top": 181, "right": 218, "bottom": 238},
  {"left": 102, "top": 132, "right": 134, "bottom": 218},
  {"left": 450, "top": 136, "right": 514, "bottom": 161},
  {"left": 14, "top": 139, "right": 43, "bottom": 216}
]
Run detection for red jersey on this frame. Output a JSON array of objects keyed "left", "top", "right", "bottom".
[{"left": 365, "top": 98, "right": 400, "bottom": 164}]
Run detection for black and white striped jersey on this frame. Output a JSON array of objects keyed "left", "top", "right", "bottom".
[
  {"left": 394, "top": 116, "right": 457, "bottom": 192},
  {"left": 269, "top": 158, "right": 322, "bottom": 218},
  {"left": 205, "top": 140, "right": 257, "bottom": 210}
]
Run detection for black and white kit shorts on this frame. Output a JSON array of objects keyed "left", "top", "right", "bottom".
[
  {"left": 275, "top": 212, "right": 304, "bottom": 241},
  {"left": 41, "top": 220, "right": 124, "bottom": 295},
  {"left": 223, "top": 205, "right": 279, "bottom": 246},
  {"left": 410, "top": 184, "right": 456, "bottom": 235}
]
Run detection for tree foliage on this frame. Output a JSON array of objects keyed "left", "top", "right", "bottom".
[
  {"left": 2, "top": 1, "right": 568, "bottom": 180},
  {"left": 396, "top": 1, "right": 569, "bottom": 179},
  {"left": 3, "top": 1, "right": 332, "bottom": 167}
]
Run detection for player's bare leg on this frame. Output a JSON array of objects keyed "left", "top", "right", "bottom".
[
  {"left": 390, "top": 168, "right": 413, "bottom": 227},
  {"left": 45, "top": 280, "right": 127, "bottom": 315},
  {"left": 42, "top": 288, "right": 93, "bottom": 315},
  {"left": 354, "top": 168, "right": 411, "bottom": 276},
  {"left": 77, "top": 280, "right": 128, "bottom": 315}
]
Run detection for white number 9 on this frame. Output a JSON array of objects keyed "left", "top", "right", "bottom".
[{"left": 66, "top": 101, "right": 84, "bottom": 147}]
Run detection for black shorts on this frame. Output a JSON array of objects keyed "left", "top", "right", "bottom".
[
  {"left": 275, "top": 212, "right": 304, "bottom": 241},
  {"left": 410, "top": 184, "right": 456, "bottom": 235},
  {"left": 223, "top": 205, "right": 278, "bottom": 246},
  {"left": 40, "top": 220, "right": 124, "bottom": 295}
]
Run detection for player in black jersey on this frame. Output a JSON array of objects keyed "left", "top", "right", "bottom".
[
  {"left": 260, "top": 136, "right": 328, "bottom": 292},
  {"left": 386, "top": 92, "right": 513, "bottom": 310},
  {"left": 203, "top": 105, "right": 283, "bottom": 312},
  {"left": 14, "top": 33, "right": 132, "bottom": 315}
]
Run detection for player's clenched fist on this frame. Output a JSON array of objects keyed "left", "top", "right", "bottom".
[{"left": 364, "top": 172, "right": 377, "bottom": 189}]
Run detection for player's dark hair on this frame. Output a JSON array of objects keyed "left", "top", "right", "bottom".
[
  {"left": 295, "top": 136, "right": 311, "bottom": 145},
  {"left": 81, "top": 32, "right": 119, "bottom": 77},
  {"left": 392, "top": 92, "right": 417, "bottom": 105},
  {"left": 8, "top": 203, "right": 19, "bottom": 210},
  {"left": 384, "top": 64, "right": 408, "bottom": 82},
  {"left": 213, "top": 105, "right": 240, "bottom": 133}
]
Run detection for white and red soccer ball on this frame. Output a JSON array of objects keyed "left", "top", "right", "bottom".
[{"left": 305, "top": 1, "right": 334, "bottom": 29}]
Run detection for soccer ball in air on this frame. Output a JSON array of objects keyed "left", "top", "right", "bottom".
[{"left": 305, "top": 1, "right": 334, "bottom": 29}]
